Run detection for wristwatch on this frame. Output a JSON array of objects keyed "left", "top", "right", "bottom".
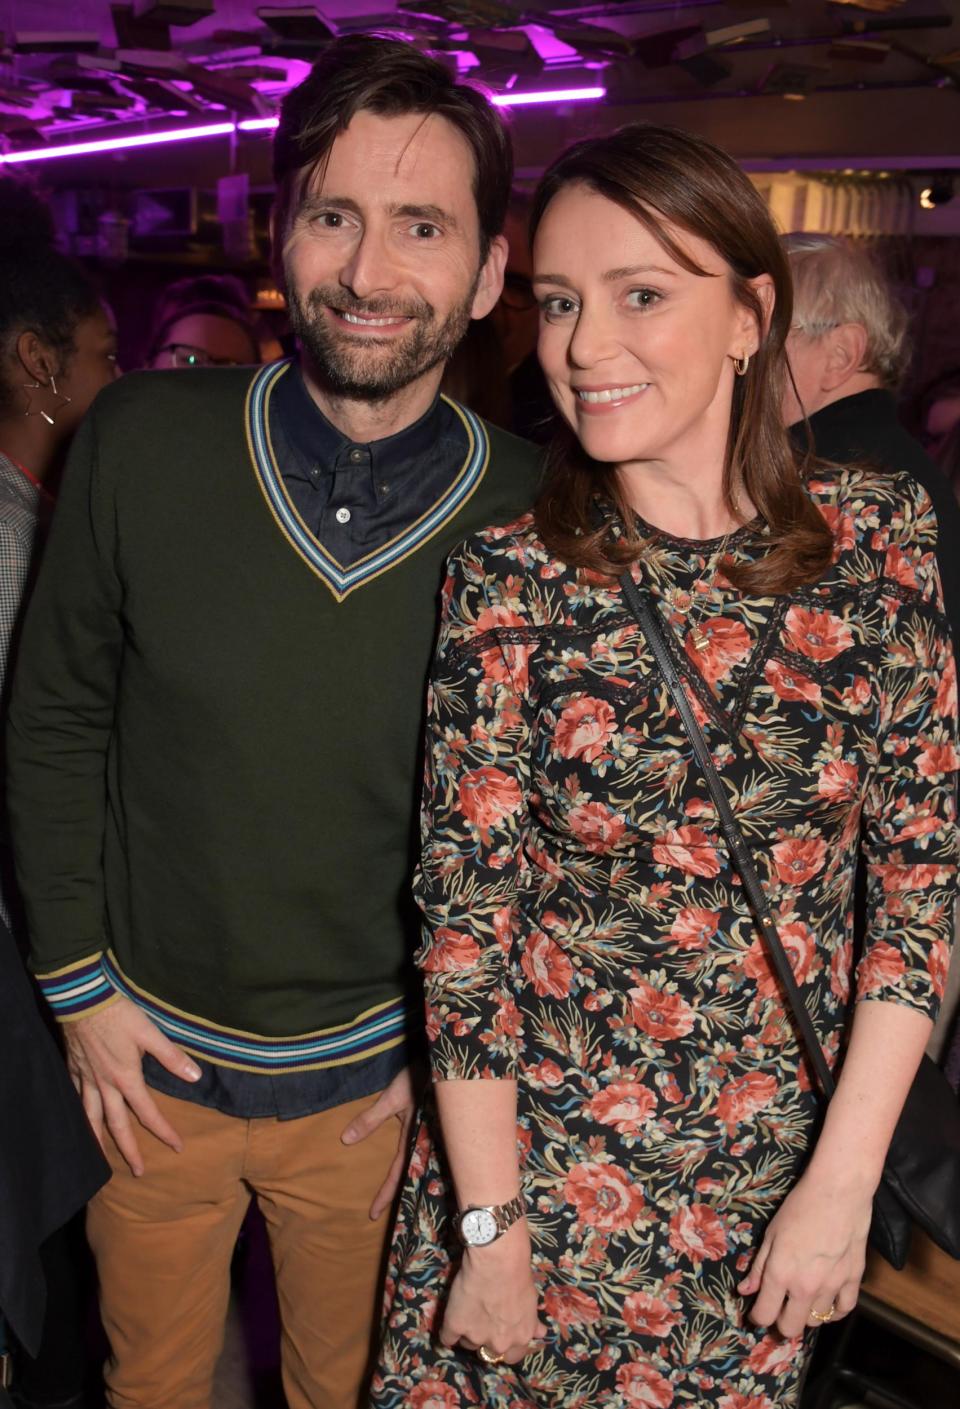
[{"left": 457, "top": 1194, "right": 526, "bottom": 1248}]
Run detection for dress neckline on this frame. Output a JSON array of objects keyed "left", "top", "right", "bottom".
[{"left": 632, "top": 510, "right": 762, "bottom": 553}]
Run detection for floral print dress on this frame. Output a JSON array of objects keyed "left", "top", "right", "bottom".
[{"left": 371, "top": 469, "right": 958, "bottom": 1409}]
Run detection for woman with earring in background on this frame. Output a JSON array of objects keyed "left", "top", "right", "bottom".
[
  {"left": 0, "top": 178, "right": 116, "bottom": 1409},
  {"left": 373, "top": 124, "right": 957, "bottom": 1408},
  {"left": 0, "top": 180, "right": 119, "bottom": 705}
]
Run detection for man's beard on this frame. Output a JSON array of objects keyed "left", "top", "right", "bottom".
[{"left": 286, "top": 278, "right": 478, "bottom": 402}]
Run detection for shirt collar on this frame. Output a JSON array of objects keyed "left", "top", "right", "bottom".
[{"left": 273, "top": 360, "right": 451, "bottom": 488}]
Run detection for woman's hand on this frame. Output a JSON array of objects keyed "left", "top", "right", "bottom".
[
  {"left": 737, "top": 1167, "right": 874, "bottom": 1338},
  {"left": 440, "top": 1220, "right": 546, "bottom": 1365}
]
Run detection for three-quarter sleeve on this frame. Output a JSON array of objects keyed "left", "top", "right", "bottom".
[
  {"left": 859, "top": 484, "right": 959, "bottom": 1019},
  {"left": 413, "top": 534, "right": 537, "bottom": 1080}
]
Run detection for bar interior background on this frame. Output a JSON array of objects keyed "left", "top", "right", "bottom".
[
  {"left": 1, "top": 2, "right": 959, "bottom": 1405},
  {"left": 0, "top": 0, "right": 958, "bottom": 383}
]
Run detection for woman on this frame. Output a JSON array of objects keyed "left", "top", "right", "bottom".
[
  {"left": 0, "top": 179, "right": 114, "bottom": 1409},
  {"left": 372, "top": 125, "right": 957, "bottom": 1407},
  {"left": 0, "top": 179, "right": 119, "bottom": 693}
]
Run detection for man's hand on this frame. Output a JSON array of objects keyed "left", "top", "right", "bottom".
[
  {"left": 63, "top": 995, "right": 202, "bottom": 1177},
  {"left": 340, "top": 1065, "right": 418, "bottom": 1219}
]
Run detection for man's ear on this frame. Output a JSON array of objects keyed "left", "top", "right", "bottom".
[
  {"left": 822, "top": 322, "right": 869, "bottom": 391},
  {"left": 471, "top": 234, "right": 509, "bottom": 321}
]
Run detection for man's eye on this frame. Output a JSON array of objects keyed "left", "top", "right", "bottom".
[
  {"left": 412, "top": 223, "right": 440, "bottom": 239},
  {"left": 314, "top": 212, "right": 344, "bottom": 228}
]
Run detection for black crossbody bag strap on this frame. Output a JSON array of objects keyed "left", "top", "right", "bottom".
[{"left": 618, "top": 569, "right": 838, "bottom": 1099}]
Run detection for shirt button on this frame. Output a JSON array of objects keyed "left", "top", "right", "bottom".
[
  {"left": 335, "top": 506, "right": 352, "bottom": 525},
  {"left": 348, "top": 448, "right": 364, "bottom": 463}
]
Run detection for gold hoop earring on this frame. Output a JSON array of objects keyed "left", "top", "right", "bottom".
[{"left": 733, "top": 354, "right": 750, "bottom": 376}]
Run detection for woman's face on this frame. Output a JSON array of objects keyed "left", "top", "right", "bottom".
[
  {"left": 533, "top": 184, "right": 761, "bottom": 474},
  {"left": 56, "top": 305, "right": 120, "bottom": 432},
  {"left": 150, "top": 312, "right": 258, "bottom": 368}
]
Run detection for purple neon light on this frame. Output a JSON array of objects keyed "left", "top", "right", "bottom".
[
  {"left": 0, "top": 120, "right": 236, "bottom": 165},
  {"left": 0, "top": 87, "right": 605, "bottom": 165},
  {"left": 493, "top": 86, "right": 605, "bottom": 107}
]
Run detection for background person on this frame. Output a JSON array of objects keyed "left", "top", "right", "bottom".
[
  {"left": 373, "top": 124, "right": 957, "bottom": 1408},
  {"left": 0, "top": 179, "right": 117, "bottom": 1409},
  {"left": 7, "top": 37, "right": 539, "bottom": 1409},
  {"left": 782, "top": 234, "right": 960, "bottom": 656},
  {"left": 0, "top": 181, "right": 119, "bottom": 695},
  {"left": 918, "top": 367, "right": 960, "bottom": 462},
  {"left": 783, "top": 234, "right": 960, "bottom": 1058},
  {"left": 144, "top": 273, "right": 260, "bottom": 369}
]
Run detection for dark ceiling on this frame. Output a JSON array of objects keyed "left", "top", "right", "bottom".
[{"left": 1, "top": 0, "right": 958, "bottom": 189}]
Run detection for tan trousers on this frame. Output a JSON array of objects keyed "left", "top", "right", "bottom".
[{"left": 87, "top": 1088, "right": 396, "bottom": 1409}]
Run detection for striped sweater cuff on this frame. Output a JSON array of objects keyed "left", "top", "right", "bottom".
[{"left": 36, "top": 954, "right": 120, "bottom": 1021}]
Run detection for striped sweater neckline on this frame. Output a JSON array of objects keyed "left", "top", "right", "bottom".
[{"left": 244, "top": 359, "right": 490, "bottom": 602}]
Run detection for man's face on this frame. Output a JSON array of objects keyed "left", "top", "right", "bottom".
[
  {"left": 280, "top": 110, "right": 505, "bottom": 401},
  {"left": 782, "top": 328, "right": 830, "bottom": 426}
]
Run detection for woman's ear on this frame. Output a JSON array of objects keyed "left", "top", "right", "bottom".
[
  {"left": 15, "top": 329, "right": 58, "bottom": 386},
  {"left": 746, "top": 273, "right": 776, "bottom": 349},
  {"left": 755, "top": 274, "right": 776, "bottom": 338}
]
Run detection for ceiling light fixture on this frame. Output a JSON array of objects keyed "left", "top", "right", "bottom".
[
  {"left": 0, "top": 120, "right": 236, "bottom": 164},
  {"left": 0, "top": 85, "right": 606, "bottom": 165},
  {"left": 491, "top": 85, "right": 606, "bottom": 106}
]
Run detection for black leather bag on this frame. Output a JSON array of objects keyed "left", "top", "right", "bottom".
[{"left": 619, "top": 568, "right": 960, "bottom": 1271}]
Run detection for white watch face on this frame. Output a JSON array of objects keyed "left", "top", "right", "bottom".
[{"left": 460, "top": 1208, "right": 499, "bottom": 1246}]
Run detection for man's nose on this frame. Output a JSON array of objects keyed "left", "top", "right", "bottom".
[{"left": 339, "top": 226, "right": 401, "bottom": 302}]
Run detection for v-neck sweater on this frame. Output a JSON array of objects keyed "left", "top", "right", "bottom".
[
  {"left": 6, "top": 364, "right": 541, "bottom": 1072},
  {"left": 270, "top": 360, "right": 469, "bottom": 566}
]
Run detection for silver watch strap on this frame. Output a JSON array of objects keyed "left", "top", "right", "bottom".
[{"left": 491, "top": 1192, "right": 525, "bottom": 1234}]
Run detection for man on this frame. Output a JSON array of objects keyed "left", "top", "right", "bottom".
[
  {"left": 782, "top": 233, "right": 960, "bottom": 647},
  {"left": 7, "top": 36, "right": 540, "bottom": 1409}
]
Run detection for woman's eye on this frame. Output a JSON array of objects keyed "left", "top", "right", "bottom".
[
  {"left": 541, "top": 295, "right": 578, "bottom": 318},
  {"left": 628, "top": 287, "right": 661, "bottom": 310}
]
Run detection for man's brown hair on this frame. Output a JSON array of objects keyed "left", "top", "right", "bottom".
[{"left": 272, "top": 35, "right": 513, "bottom": 265}]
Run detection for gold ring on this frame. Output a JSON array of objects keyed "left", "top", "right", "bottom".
[
  {"left": 810, "top": 1302, "right": 836, "bottom": 1323},
  {"left": 478, "top": 1345, "right": 506, "bottom": 1365}
]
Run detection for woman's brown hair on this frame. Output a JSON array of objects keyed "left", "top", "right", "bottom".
[{"left": 529, "top": 123, "right": 833, "bottom": 595}]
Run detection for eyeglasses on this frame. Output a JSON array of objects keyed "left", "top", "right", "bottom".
[
  {"left": 499, "top": 272, "right": 537, "bottom": 313},
  {"left": 156, "top": 343, "right": 243, "bottom": 368}
]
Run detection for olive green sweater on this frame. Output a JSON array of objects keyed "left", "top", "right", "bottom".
[{"left": 7, "top": 363, "right": 540, "bottom": 1073}]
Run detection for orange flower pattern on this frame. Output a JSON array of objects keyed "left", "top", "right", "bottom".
[{"left": 373, "top": 471, "right": 957, "bottom": 1408}]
